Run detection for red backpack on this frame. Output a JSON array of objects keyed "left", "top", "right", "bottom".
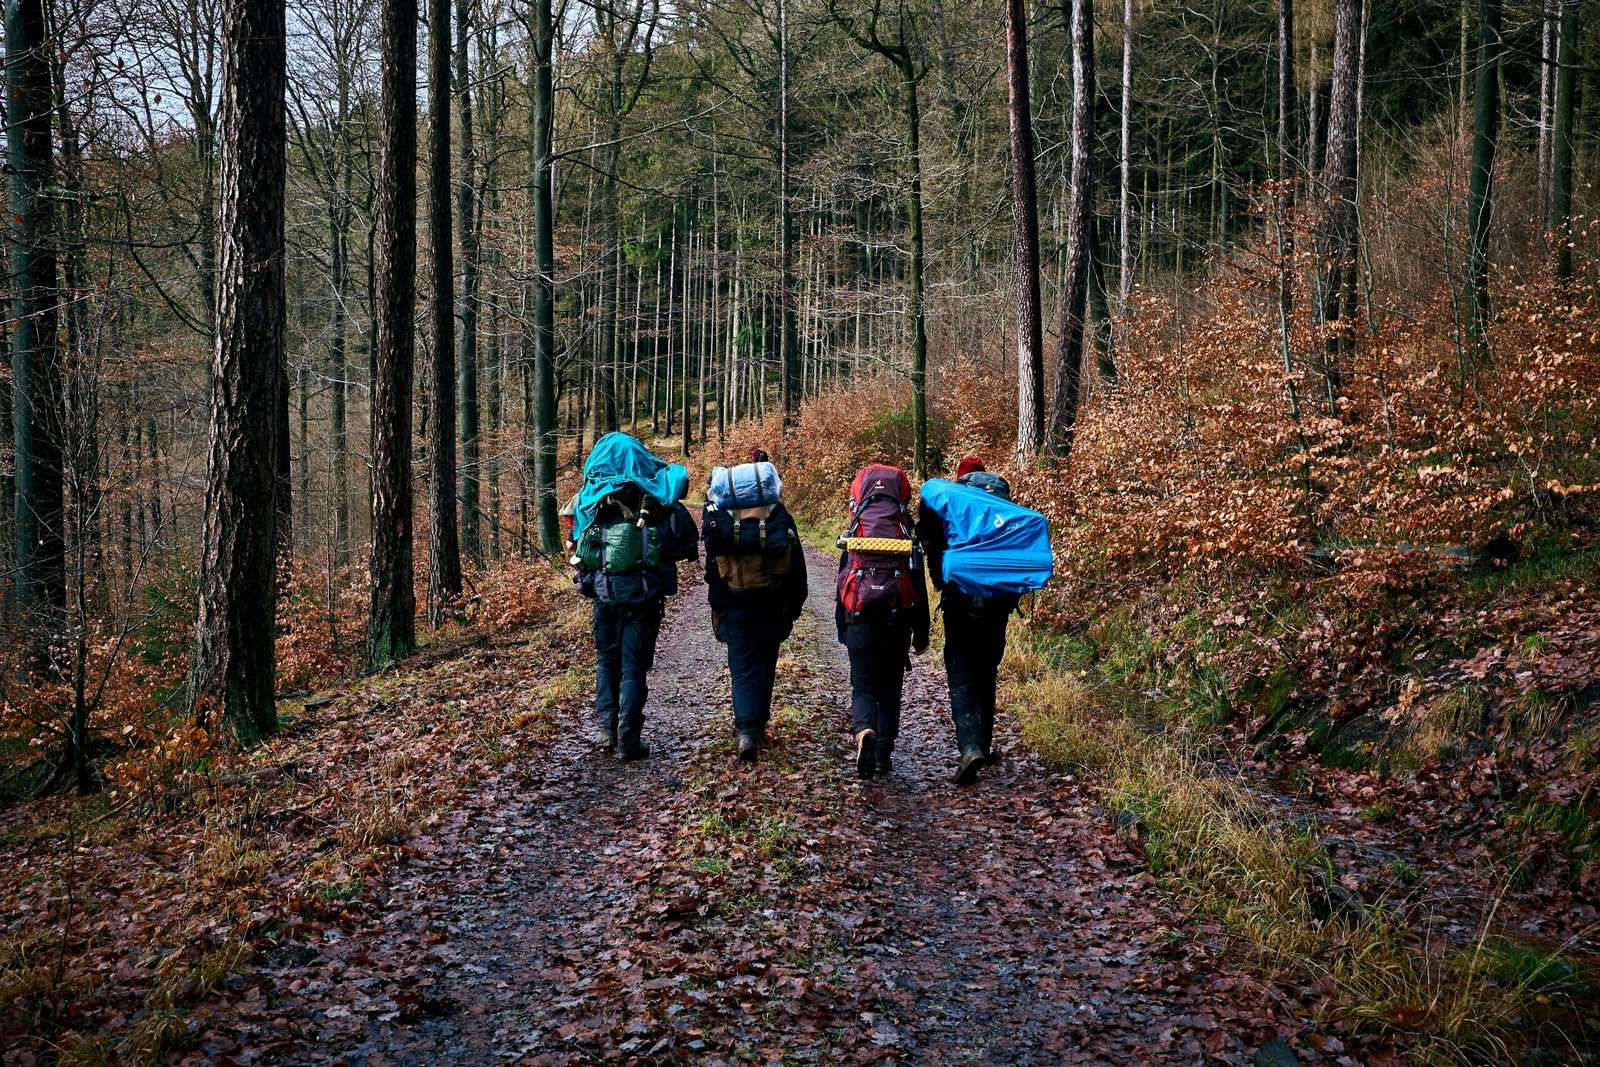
[{"left": 837, "top": 465, "right": 921, "bottom": 618}]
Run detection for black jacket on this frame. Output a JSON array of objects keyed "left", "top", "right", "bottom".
[
  {"left": 915, "top": 503, "right": 1020, "bottom": 619},
  {"left": 834, "top": 549, "right": 930, "bottom": 650},
  {"left": 702, "top": 501, "right": 809, "bottom": 621},
  {"left": 575, "top": 498, "right": 700, "bottom": 601}
]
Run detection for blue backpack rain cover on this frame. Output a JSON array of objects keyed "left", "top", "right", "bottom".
[
  {"left": 919, "top": 479, "right": 1053, "bottom": 596},
  {"left": 707, "top": 462, "right": 783, "bottom": 509}
]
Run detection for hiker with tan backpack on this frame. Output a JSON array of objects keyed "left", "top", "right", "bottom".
[
  {"left": 703, "top": 449, "right": 808, "bottom": 763},
  {"left": 834, "top": 464, "right": 929, "bottom": 778}
]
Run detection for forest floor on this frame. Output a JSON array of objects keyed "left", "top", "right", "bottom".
[
  {"left": 4, "top": 549, "right": 1594, "bottom": 1065},
  {"left": 181, "top": 548, "right": 1313, "bottom": 1065}
]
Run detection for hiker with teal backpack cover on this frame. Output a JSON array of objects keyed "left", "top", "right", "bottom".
[
  {"left": 568, "top": 433, "right": 699, "bottom": 761},
  {"left": 916, "top": 457, "right": 1053, "bottom": 784}
]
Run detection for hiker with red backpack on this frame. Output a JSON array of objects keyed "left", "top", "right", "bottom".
[
  {"left": 835, "top": 464, "right": 930, "bottom": 778},
  {"left": 567, "top": 433, "right": 700, "bottom": 762},
  {"left": 703, "top": 449, "right": 808, "bottom": 764},
  {"left": 916, "top": 457, "right": 1054, "bottom": 784}
]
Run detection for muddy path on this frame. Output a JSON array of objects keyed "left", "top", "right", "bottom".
[{"left": 192, "top": 551, "right": 1302, "bottom": 1065}]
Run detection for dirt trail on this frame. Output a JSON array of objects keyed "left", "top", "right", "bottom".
[{"left": 201, "top": 551, "right": 1298, "bottom": 1065}]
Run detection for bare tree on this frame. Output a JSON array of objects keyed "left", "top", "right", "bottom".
[
  {"left": 1006, "top": 0, "right": 1045, "bottom": 463},
  {"left": 370, "top": 0, "right": 419, "bottom": 665},
  {"left": 1312, "top": 0, "right": 1361, "bottom": 412},
  {"left": 1047, "top": 0, "right": 1096, "bottom": 465},
  {"left": 427, "top": 0, "right": 463, "bottom": 625},
  {"left": 188, "top": 0, "right": 286, "bottom": 740}
]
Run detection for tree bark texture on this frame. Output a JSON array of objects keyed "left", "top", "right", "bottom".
[
  {"left": 530, "top": 0, "right": 560, "bottom": 553},
  {"left": 188, "top": 0, "right": 286, "bottom": 740},
  {"left": 1313, "top": 0, "right": 1362, "bottom": 411},
  {"left": 369, "top": 0, "right": 419, "bottom": 667},
  {"left": 1465, "top": 0, "right": 1500, "bottom": 365},
  {"left": 456, "top": 0, "right": 483, "bottom": 567},
  {"left": 427, "top": 0, "right": 462, "bottom": 624},
  {"left": 6, "top": 0, "right": 65, "bottom": 667},
  {"left": 1047, "top": 0, "right": 1095, "bottom": 466},
  {"left": 1007, "top": 0, "right": 1045, "bottom": 464}
]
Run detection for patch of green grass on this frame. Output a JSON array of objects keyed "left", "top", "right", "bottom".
[
  {"left": 1477, "top": 938, "right": 1585, "bottom": 996},
  {"left": 1320, "top": 745, "right": 1370, "bottom": 772},
  {"left": 315, "top": 876, "right": 364, "bottom": 902},
  {"left": 1363, "top": 801, "right": 1398, "bottom": 823},
  {"left": 692, "top": 854, "right": 731, "bottom": 877},
  {"left": 1468, "top": 539, "right": 1600, "bottom": 594}
]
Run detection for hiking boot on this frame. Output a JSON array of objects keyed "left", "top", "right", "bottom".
[
  {"left": 617, "top": 741, "right": 652, "bottom": 762},
  {"left": 875, "top": 739, "right": 894, "bottom": 776},
  {"left": 736, "top": 730, "right": 760, "bottom": 764},
  {"left": 955, "top": 745, "right": 986, "bottom": 785},
  {"left": 588, "top": 723, "right": 618, "bottom": 749},
  {"left": 854, "top": 729, "right": 877, "bottom": 779}
]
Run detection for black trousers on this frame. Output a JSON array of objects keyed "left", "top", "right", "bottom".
[
  {"left": 719, "top": 604, "right": 791, "bottom": 733},
  {"left": 943, "top": 606, "right": 1009, "bottom": 753},
  {"left": 593, "top": 598, "right": 665, "bottom": 751},
  {"left": 844, "top": 620, "right": 911, "bottom": 743}
]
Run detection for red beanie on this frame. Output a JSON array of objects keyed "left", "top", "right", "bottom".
[
  {"left": 955, "top": 456, "right": 985, "bottom": 478},
  {"left": 750, "top": 448, "right": 770, "bottom": 464}
]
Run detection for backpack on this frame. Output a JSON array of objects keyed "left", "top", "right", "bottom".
[
  {"left": 957, "top": 470, "right": 1012, "bottom": 501},
  {"left": 703, "top": 503, "right": 795, "bottom": 593},
  {"left": 918, "top": 479, "right": 1052, "bottom": 598},
  {"left": 575, "top": 492, "right": 665, "bottom": 604},
  {"left": 707, "top": 462, "right": 782, "bottom": 510},
  {"left": 836, "top": 465, "right": 920, "bottom": 618}
]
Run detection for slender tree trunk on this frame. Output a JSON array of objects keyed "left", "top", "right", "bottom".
[
  {"left": 329, "top": 214, "right": 351, "bottom": 568},
  {"left": 1118, "top": 0, "right": 1134, "bottom": 306},
  {"left": 778, "top": 0, "right": 801, "bottom": 425},
  {"left": 1537, "top": 0, "right": 1554, "bottom": 220},
  {"left": 1007, "top": 0, "right": 1045, "bottom": 464},
  {"left": 1465, "top": 0, "right": 1501, "bottom": 367},
  {"left": 427, "top": 0, "right": 461, "bottom": 623},
  {"left": 530, "top": 0, "right": 559, "bottom": 552},
  {"left": 1277, "top": 0, "right": 1302, "bottom": 423},
  {"left": 1548, "top": 0, "right": 1576, "bottom": 280},
  {"left": 1313, "top": 0, "right": 1362, "bottom": 412},
  {"left": 189, "top": 0, "right": 285, "bottom": 740},
  {"left": 369, "top": 0, "right": 420, "bottom": 667},
  {"left": 1047, "top": 0, "right": 1096, "bottom": 466},
  {"left": 902, "top": 62, "right": 929, "bottom": 480},
  {"left": 456, "top": 0, "right": 482, "bottom": 567}
]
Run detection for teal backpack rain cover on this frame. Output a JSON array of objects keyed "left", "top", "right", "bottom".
[
  {"left": 919, "top": 478, "right": 1053, "bottom": 596},
  {"left": 572, "top": 432, "right": 690, "bottom": 542}
]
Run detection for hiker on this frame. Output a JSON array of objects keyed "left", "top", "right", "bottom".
[
  {"left": 917, "top": 457, "right": 1053, "bottom": 784},
  {"left": 835, "top": 464, "right": 929, "bottom": 778},
  {"left": 703, "top": 448, "right": 808, "bottom": 763},
  {"left": 567, "top": 432, "right": 699, "bottom": 761}
]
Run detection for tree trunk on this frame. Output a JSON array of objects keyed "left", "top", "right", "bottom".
[
  {"left": 1118, "top": 0, "right": 1134, "bottom": 306},
  {"left": 1007, "top": 0, "right": 1045, "bottom": 464},
  {"left": 1047, "top": 0, "right": 1096, "bottom": 466},
  {"left": 1465, "top": 0, "right": 1500, "bottom": 367},
  {"left": 1277, "top": 0, "right": 1302, "bottom": 421},
  {"left": 330, "top": 212, "right": 351, "bottom": 569},
  {"left": 456, "top": 0, "right": 482, "bottom": 567},
  {"left": 1548, "top": 0, "right": 1576, "bottom": 280},
  {"left": 1313, "top": 0, "right": 1362, "bottom": 413},
  {"left": 189, "top": 0, "right": 285, "bottom": 740},
  {"left": 903, "top": 62, "right": 929, "bottom": 480},
  {"left": 6, "top": 0, "right": 66, "bottom": 670},
  {"left": 778, "top": 0, "right": 801, "bottom": 425},
  {"left": 427, "top": 0, "right": 462, "bottom": 625},
  {"left": 369, "top": 0, "right": 419, "bottom": 667},
  {"left": 530, "top": 0, "right": 560, "bottom": 553}
]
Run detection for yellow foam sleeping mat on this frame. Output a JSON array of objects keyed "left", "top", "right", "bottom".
[{"left": 842, "top": 537, "right": 916, "bottom": 553}]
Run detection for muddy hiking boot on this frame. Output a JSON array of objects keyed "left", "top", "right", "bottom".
[
  {"left": 736, "top": 730, "right": 761, "bottom": 764},
  {"left": 854, "top": 729, "right": 878, "bottom": 779},
  {"left": 955, "top": 745, "right": 986, "bottom": 785},
  {"left": 588, "top": 723, "right": 619, "bottom": 749},
  {"left": 617, "top": 741, "right": 651, "bottom": 762},
  {"left": 875, "top": 739, "right": 893, "bottom": 776}
]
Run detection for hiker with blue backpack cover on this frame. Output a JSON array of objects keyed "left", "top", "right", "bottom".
[
  {"left": 916, "top": 457, "right": 1054, "bottom": 784},
  {"left": 703, "top": 448, "right": 808, "bottom": 764},
  {"left": 568, "top": 432, "right": 700, "bottom": 761}
]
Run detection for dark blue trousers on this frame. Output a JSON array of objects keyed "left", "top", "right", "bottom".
[
  {"left": 593, "top": 599, "right": 665, "bottom": 752},
  {"left": 943, "top": 606, "right": 1009, "bottom": 753},
  {"left": 719, "top": 605, "right": 790, "bottom": 733}
]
